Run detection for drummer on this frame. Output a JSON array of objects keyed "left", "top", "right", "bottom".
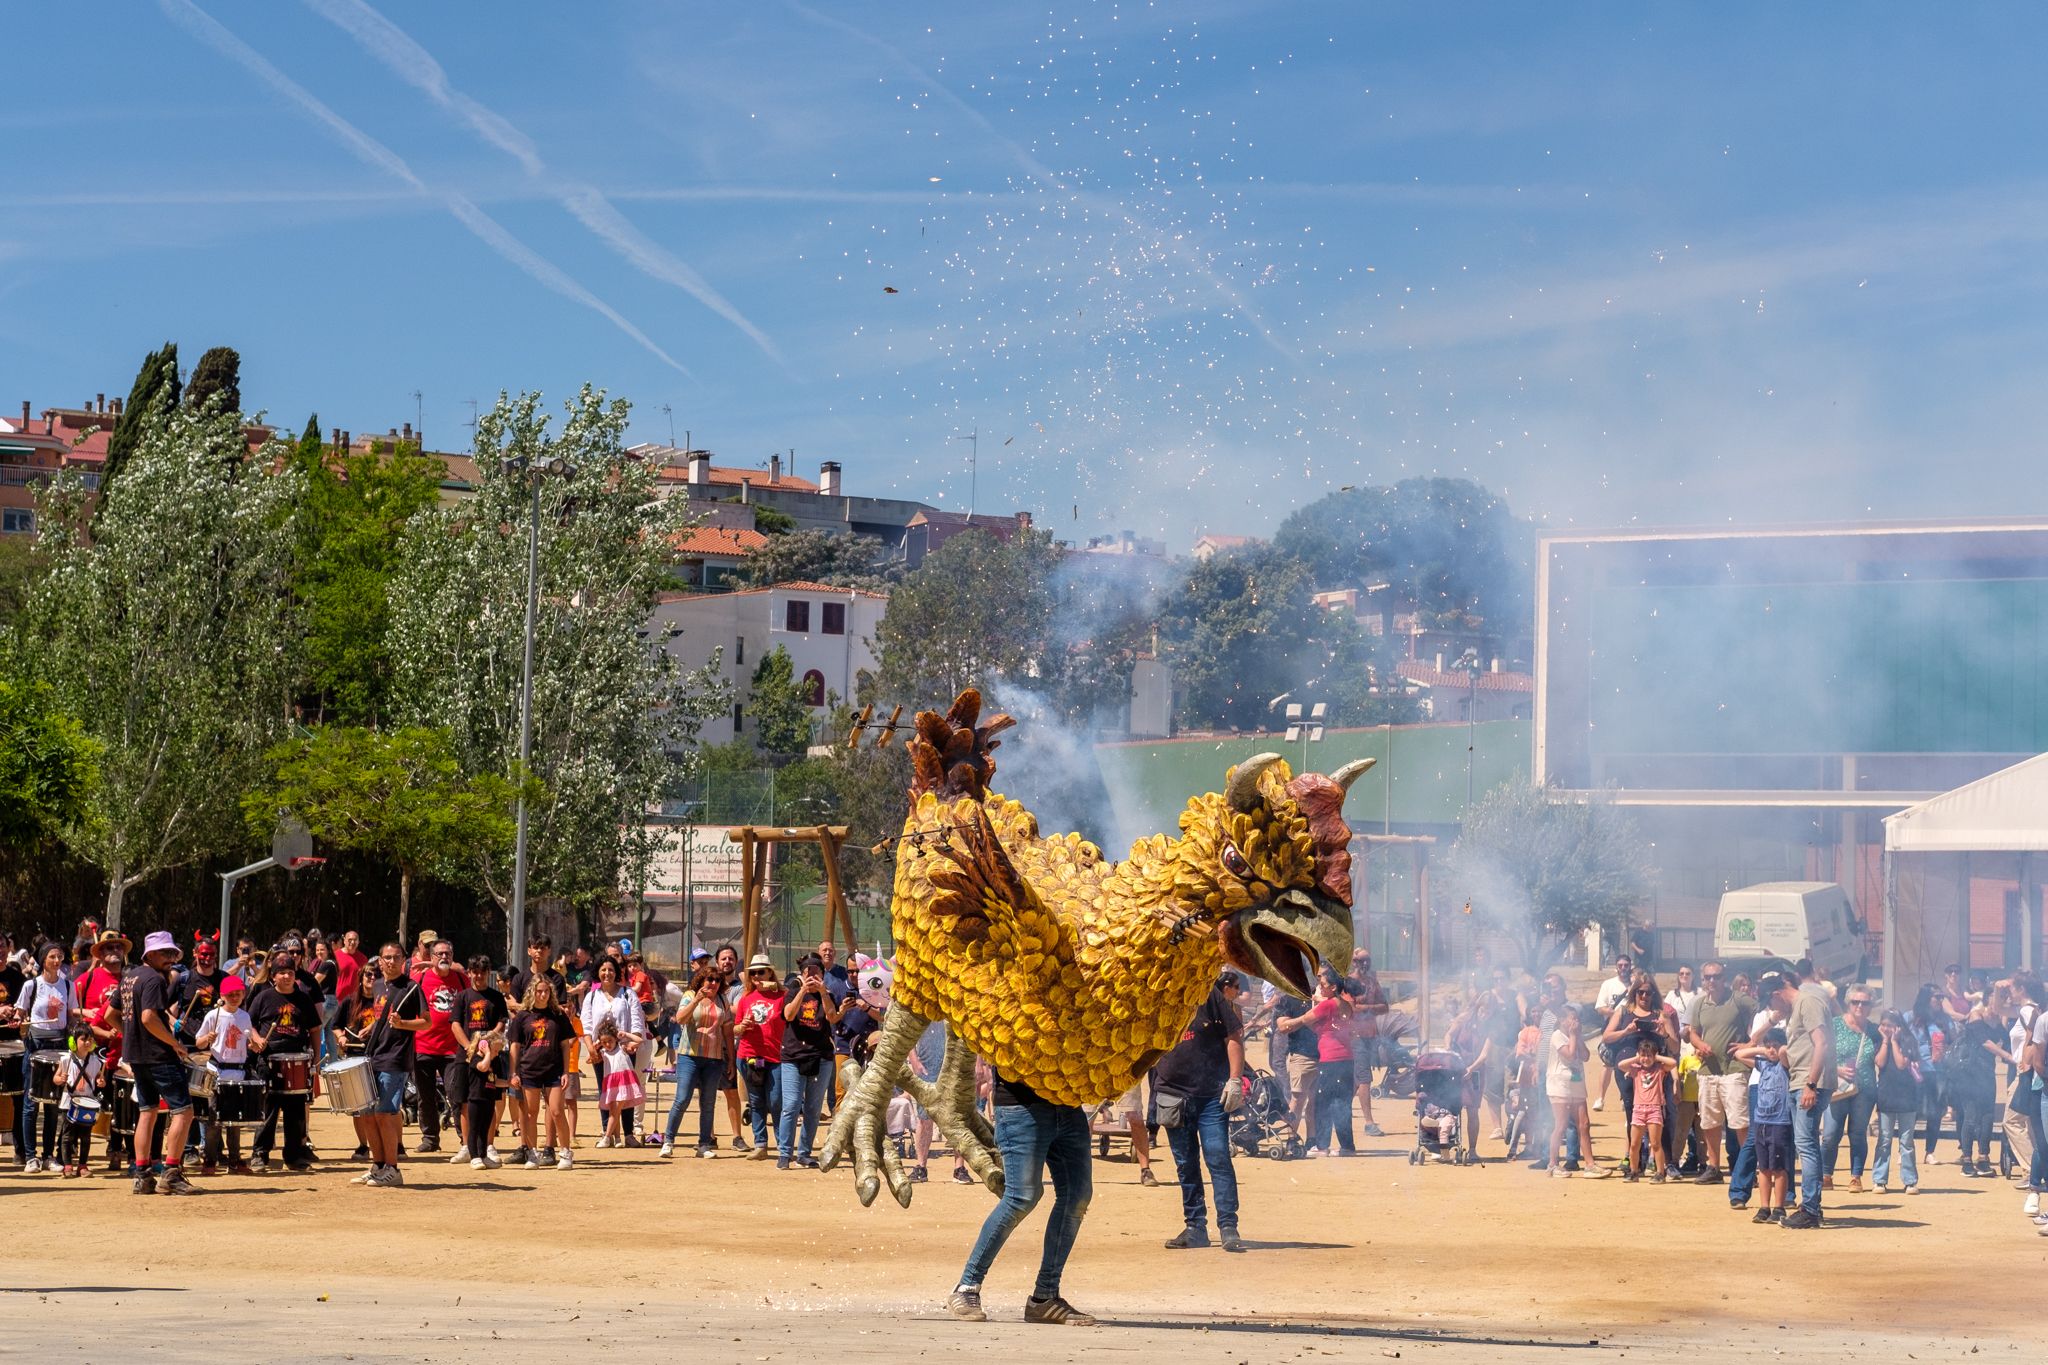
[
  {"left": 196, "top": 977, "right": 254, "bottom": 1175},
  {"left": 247, "top": 950, "right": 321, "bottom": 1172},
  {"left": 14, "top": 942, "right": 74, "bottom": 1173}
]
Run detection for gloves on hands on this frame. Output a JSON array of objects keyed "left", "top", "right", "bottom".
[{"left": 1220, "top": 1079, "right": 1245, "bottom": 1114}]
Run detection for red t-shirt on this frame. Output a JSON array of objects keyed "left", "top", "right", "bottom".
[
  {"left": 334, "top": 949, "right": 368, "bottom": 1005},
  {"left": 1310, "top": 997, "right": 1354, "bottom": 1063},
  {"left": 734, "top": 989, "right": 787, "bottom": 1064},
  {"left": 411, "top": 965, "right": 469, "bottom": 1057},
  {"left": 78, "top": 965, "right": 123, "bottom": 1023}
]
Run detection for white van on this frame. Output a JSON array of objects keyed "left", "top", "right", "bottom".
[{"left": 1713, "top": 882, "right": 1866, "bottom": 984}]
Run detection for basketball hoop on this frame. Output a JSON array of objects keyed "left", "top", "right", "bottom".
[{"left": 285, "top": 855, "right": 326, "bottom": 873}]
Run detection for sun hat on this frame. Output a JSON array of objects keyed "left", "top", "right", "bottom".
[
  {"left": 96, "top": 929, "right": 131, "bottom": 951},
  {"left": 747, "top": 952, "right": 774, "bottom": 973},
  {"left": 140, "top": 930, "right": 183, "bottom": 961}
]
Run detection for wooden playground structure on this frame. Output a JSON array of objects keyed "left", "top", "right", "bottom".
[{"left": 729, "top": 823, "right": 857, "bottom": 960}]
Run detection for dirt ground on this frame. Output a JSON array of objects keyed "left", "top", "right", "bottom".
[{"left": 2, "top": 1089, "right": 2040, "bottom": 1364}]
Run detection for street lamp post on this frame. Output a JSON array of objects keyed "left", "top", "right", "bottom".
[
  {"left": 504, "top": 452, "right": 574, "bottom": 960},
  {"left": 1456, "top": 648, "right": 1482, "bottom": 814},
  {"left": 1282, "top": 699, "right": 1327, "bottom": 771}
]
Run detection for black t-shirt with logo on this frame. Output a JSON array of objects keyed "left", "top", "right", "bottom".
[
  {"left": 126, "top": 965, "right": 178, "bottom": 1068},
  {"left": 1151, "top": 987, "right": 1243, "bottom": 1097},
  {"left": 248, "top": 980, "right": 323, "bottom": 1052},
  {"left": 510, "top": 1006, "right": 571, "bottom": 1084},
  {"left": 782, "top": 984, "right": 835, "bottom": 1066},
  {"left": 456, "top": 986, "right": 508, "bottom": 1046},
  {"left": 366, "top": 973, "right": 425, "bottom": 1073}
]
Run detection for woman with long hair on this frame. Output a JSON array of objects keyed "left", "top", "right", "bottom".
[
  {"left": 1602, "top": 971, "right": 1677, "bottom": 1175},
  {"left": 510, "top": 976, "right": 575, "bottom": 1170}
]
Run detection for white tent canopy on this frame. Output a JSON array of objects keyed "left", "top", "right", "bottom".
[{"left": 1884, "top": 751, "right": 2048, "bottom": 852}]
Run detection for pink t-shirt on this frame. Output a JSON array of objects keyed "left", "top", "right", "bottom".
[{"left": 1631, "top": 1065, "right": 1666, "bottom": 1122}]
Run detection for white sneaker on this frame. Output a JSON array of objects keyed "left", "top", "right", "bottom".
[
  {"left": 1592, "top": 1098, "right": 1604, "bottom": 1111},
  {"left": 659, "top": 1140, "right": 674, "bottom": 1158},
  {"left": 594, "top": 1135, "right": 610, "bottom": 1149},
  {"left": 350, "top": 1167, "right": 378, "bottom": 1185},
  {"left": 485, "top": 1145, "right": 501, "bottom": 1162},
  {"left": 1902, "top": 1185, "right": 1917, "bottom": 1195},
  {"left": 523, "top": 1153, "right": 543, "bottom": 1169},
  {"left": 471, "top": 1157, "right": 489, "bottom": 1170},
  {"left": 2026, "top": 1193, "right": 2041, "bottom": 1217},
  {"left": 451, "top": 1150, "right": 469, "bottom": 1164},
  {"left": 556, "top": 1152, "right": 574, "bottom": 1170}
]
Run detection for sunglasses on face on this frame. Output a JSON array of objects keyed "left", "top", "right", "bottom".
[{"left": 1702, "top": 974, "right": 1723, "bottom": 982}]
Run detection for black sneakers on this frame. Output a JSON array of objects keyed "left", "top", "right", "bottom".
[
  {"left": 1781, "top": 1207, "right": 1822, "bottom": 1229},
  {"left": 1163, "top": 1227, "right": 1212, "bottom": 1250},
  {"left": 1023, "top": 1295, "right": 1097, "bottom": 1327}
]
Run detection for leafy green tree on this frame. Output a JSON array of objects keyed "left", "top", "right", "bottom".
[
  {"left": 866, "top": 527, "right": 1061, "bottom": 708},
  {"left": 752, "top": 504, "right": 797, "bottom": 534},
  {"left": 0, "top": 534, "right": 49, "bottom": 626},
  {"left": 0, "top": 677, "right": 96, "bottom": 850},
  {"left": 290, "top": 435, "right": 443, "bottom": 726},
  {"left": 386, "top": 388, "right": 728, "bottom": 924},
  {"left": 737, "top": 528, "right": 894, "bottom": 589},
  {"left": 244, "top": 725, "right": 524, "bottom": 947},
  {"left": 295, "top": 412, "right": 323, "bottom": 461},
  {"left": 1438, "top": 780, "right": 1651, "bottom": 970},
  {"left": 183, "top": 346, "right": 241, "bottom": 416},
  {"left": 1153, "top": 545, "right": 1336, "bottom": 732},
  {"left": 27, "top": 401, "right": 302, "bottom": 926},
  {"left": 1274, "top": 477, "right": 1531, "bottom": 649},
  {"left": 748, "top": 646, "right": 816, "bottom": 758},
  {"left": 99, "top": 342, "right": 181, "bottom": 500}
]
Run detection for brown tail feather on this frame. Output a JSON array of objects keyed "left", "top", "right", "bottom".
[{"left": 908, "top": 688, "right": 1016, "bottom": 800}]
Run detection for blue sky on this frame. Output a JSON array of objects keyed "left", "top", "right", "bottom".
[{"left": 5, "top": 1, "right": 2046, "bottom": 545}]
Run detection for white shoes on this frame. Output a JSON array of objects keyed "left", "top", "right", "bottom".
[
  {"left": 594, "top": 1135, "right": 611, "bottom": 1149},
  {"left": 1592, "top": 1098, "right": 1604, "bottom": 1111},
  {"left": 556, "top": 1151, "right": 574, "bottom": 1171},
  {"left": 450, "top": 1150, "right": 469, "bottom": 1164},
  {"left": 471, "top": 1154, "right": 502, "bottom": 1170},
  {"left": 2025, "top": 1192, "right": 2041, "bottom": 1216},
  {"left": 485, "top": 1144, "right": 500, "bottom": 1162},
  {"left": 350, "top": 1167, "right": 377, "bottom": 1184},
  {"left": 659, "top": 1140, "right": 674, "bottom": 1158}
]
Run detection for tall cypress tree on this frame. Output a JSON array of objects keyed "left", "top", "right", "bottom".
[
  {"left": 99, "top": 342, "right": 181, "bottom": 500},
  {"left": 296, "top": 412, "right": 323, "bottom": 462},
  {"left": 183, "top": 346, "right": 241, "bottom": 415}
]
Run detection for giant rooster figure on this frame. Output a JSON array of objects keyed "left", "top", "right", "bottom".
[{"left": 822, "top": 689, "right": 1370, "bottom": 1208}]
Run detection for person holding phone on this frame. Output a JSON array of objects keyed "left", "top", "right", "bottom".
[{"left": 778, "top": 952, "right": 842, "bottom": 1168}]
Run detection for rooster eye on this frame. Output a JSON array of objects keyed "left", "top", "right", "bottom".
[{"left": 1220, "top": 841, "right": 1251, "bottom": 880}]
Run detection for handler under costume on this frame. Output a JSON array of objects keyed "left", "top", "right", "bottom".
[{"left": 821, "top": 689, "right": 1370, "bottom": 1323}]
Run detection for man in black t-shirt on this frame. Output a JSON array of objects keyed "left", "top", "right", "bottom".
[
  {"left": 1153, "top": 974, "right": 1248, "bottom": 1252},
  {"left": 355, "top": 942, "right": 426, "bottom": 1187},
  {"left": 125, "top": 931, "right": 199, "bottom": 1195},
  {"left": 1270, "top": 991, "right": 1320, "bottom": 1143},
  {"left": 248, "top": 953, "right": 323, "bottom": 1170}
]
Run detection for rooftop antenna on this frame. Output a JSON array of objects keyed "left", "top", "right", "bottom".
[
  {"left": 411, "top": 389, "right": 423, "bottom": 443},
  {"left": 464, "top": 398, "right": 479, "bottom": 451},
  {"left": 661, "top": 403, "right": 676, "bottom": 448}
]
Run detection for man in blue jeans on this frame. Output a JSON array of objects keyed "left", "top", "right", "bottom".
[
  {"left": 1156, "top": 973, "right": 1248, "bottom": 1252},
  {"left": 948, "top": 1071, "right": 1096, "bottom": 1327},
  {"left": 1765, "top": 969, "right": 1834, "bottom": 1228}
]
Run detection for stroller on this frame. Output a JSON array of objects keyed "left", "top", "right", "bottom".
[
  {"left": 1407, "top": 1049, "right": 1475, "bottom": 1165},
  {"left": 1373, "top": 1011, "right": 1421, "bottom": 1099},
  {"left": 1227, "top": 1069, "right": 1302, "bottom": 1160}
]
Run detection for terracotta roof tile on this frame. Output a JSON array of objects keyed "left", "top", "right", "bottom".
[{"left": 1394, "top": 660, "right": 1534, "bottom": 693}]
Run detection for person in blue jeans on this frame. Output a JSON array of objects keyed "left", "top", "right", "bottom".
[
  {"left": 1763, "top": 970, "right": 1834, "bottom": 1228},
  {"left": 1727, "top": 1084, "right": 1758, "bottom": 1207},
  {"left": 776, "top": 954, "right": 841, "bottom": 1169},
  {"left": 660, "top": 967, "right": 732, "bottom": 1158},
  {"left": 1156, "top": 976, "right": 1248, "bottom": 1252},
  {"left": 948, "top": 1074, "right": 1096, "bottom": 1327}
]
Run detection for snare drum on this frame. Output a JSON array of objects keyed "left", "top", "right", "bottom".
[
  {"left": 0, "top": 1041, "right": 23, "bottom": 1096},
  {"left": 185, "top": 1055, "right": 218, "bottom": 1101},
  {"left": 110, "top": 1071, "right": 141, "bottom": 1136},
  {"left": 213, "top": 1078, "right": 267, "bottom": 1126},
  {"left": 268, "top": 1051, "right": 314, "bottom": 1096},
  {"left": 65, "top": 1093, "right": 101, "bottom": 1128},
  {"left": 321, "top": 1056, "right": 377, "bottom": 1116},
  {"left": 28, "top": 1050, "right": 66, "bottom": 1107}
]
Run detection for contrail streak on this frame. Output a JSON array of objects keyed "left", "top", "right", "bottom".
[
  {"left": 303, "top": 0, "right": 784, "bottom": 366},
  {"left": 157, "top": 0, "right": 689, "bottom": 376}
]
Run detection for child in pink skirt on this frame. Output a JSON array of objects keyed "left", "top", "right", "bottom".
[{"left": 596, "top": 1020, "right": 646, "bottom": 1147}]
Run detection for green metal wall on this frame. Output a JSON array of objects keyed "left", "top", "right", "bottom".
[{"left": 1094, "top": 720, "right": 1531, "bottom": 846}]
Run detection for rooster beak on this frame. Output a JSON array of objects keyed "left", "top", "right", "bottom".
[{"left": 1227, "top": 888, "right": 1354, "bottom": 1001}]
